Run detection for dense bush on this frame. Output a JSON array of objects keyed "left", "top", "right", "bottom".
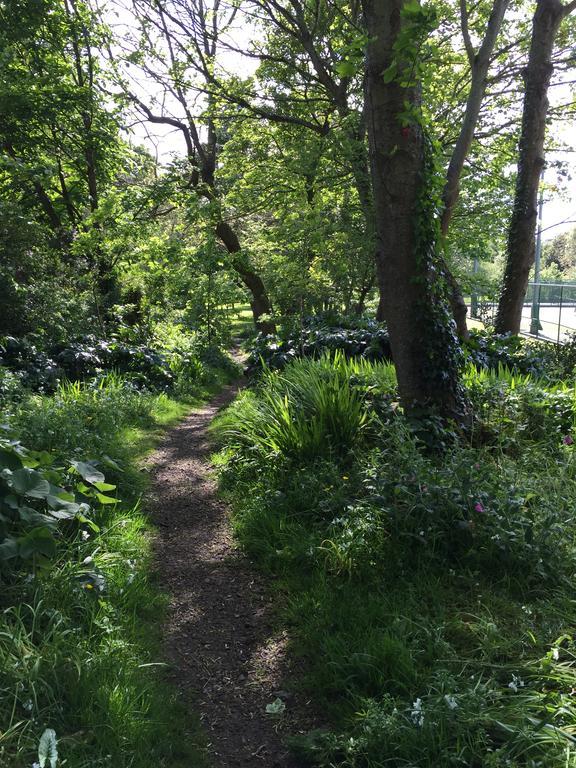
[
  {"left": 464, "top": 330, "right": 558, "bottom": 378},
  {"left": 214, "top": 352, "right": 396, "bottom": 460},
  {"left": 0, "top": 330, "right": 237, "bottom": 400},
  {"left": 247, "top": 316, "right": 392, "bottom": 373}
]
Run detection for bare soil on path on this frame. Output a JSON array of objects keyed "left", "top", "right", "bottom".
[{"left": 147, "top": 374, "right": 315, "bottom": 767}]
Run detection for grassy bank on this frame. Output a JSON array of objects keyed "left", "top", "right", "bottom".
[
  {"left": 213, "top": 353, "right": 576, "bottom": 767},
  {"left": 0, "top": 369, "right": 237, "bottom": 767}
]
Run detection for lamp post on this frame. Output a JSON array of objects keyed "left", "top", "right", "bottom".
[
  {"left": 530, "top": 177, "right": 545, "bottom": 335},
  {"left": 470, "top": 257, "right": 479, "bottom": 319}
]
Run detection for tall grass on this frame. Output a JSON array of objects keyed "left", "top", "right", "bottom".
[
  {"left": 0, "top": 376, "right": 207, "bottom": 767},
  {"left": 213, "top": 351, "right": 396, "bottom": 459}
]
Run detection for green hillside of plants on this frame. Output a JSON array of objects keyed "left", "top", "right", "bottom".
[{"left": 213, "top": 346, "right": 576, "bottom": 767}]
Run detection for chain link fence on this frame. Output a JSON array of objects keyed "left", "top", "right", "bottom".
[{"left": 469, "top": 282, "right": 576, "bottom": 343}]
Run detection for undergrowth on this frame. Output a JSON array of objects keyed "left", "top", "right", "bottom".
[
  {"left": 0, "top": 372, "right": 224, "bottom": 767},
  {"left": 213, "top": 353, "right": 576, "bottom": 767}
]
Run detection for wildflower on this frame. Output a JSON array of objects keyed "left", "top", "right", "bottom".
[
  {"left": 552, "top": 647, "right": 560, "bottom": 661},
  {"left": 410, "top": 698, "right": 424, "bottom": 727},
  {"left": 474, "top": 502, "right": 485, "bottom": 513},
  {"left": 342, "top": 476, "right": 349, "bottom": 481},
  {"left": 563, "top": 435, "right": 574, "bottom": 446},
  {"left": 84, "top": 583, "right": 94, "bottom": 590},
  {"left": 508, "top": 674, "right": 524, "bottom": 692},
  {"left": 81, "top": 530, "right": 90, "bottom": 541},
  {"left": 444, "top": 694, "right": 458, "bottom": 710},
  {"left": 23, "top": 699, "right": 33, "bottom": 712}
]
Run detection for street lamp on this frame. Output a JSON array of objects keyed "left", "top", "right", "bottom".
[{"left": 530, "top": 177, "right": 544, "bottom": 335}]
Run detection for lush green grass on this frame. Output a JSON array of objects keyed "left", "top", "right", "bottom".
[
  {"left": 0, "top": 376, "right": 222, "bottom": 768},
  {"left": 216, "top": 302, "right": 255, "bottom": 340},
  {"left": 214, "top": 355, "right": 576, "bottom": 767}
]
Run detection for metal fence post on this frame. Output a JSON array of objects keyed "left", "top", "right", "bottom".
[{"left": 558, "top": 285, "right": 563, "bottom": 345}]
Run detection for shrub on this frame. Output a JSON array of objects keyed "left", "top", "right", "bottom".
[
  {"left": 0, "top": 336, "right": 60, "bottom": 393},
  {"left": 0, "top": 428, "right": 119, "bottom": 580},
  {"left": 464, "top": 330, "right": 558, "bottom": 379},
  {"left": 0, "top": 329, "right": 238, "bottom": 398},
  {"left": 247, "top": 316, "right": 391, "bottom": 373},
  {"left": 214, "top": 352, "right": 396, "bottom": 461}
]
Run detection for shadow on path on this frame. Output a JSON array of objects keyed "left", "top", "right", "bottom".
[{"left": 147, "top": 376, "right": 315, "bottom": 767}]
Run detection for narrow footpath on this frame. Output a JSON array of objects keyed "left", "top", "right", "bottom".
[{"left": 147, "top": 374, "right": 313, "bottom": 767}]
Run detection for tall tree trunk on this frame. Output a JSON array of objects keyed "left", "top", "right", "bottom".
[
  {"left": 362, "top": 0, "right": 468, "bottom": 422},
  {"left": 495, "top": 0, "right": 576, "bottom": 334},
  {"left": 440, "top": 0, "right": 510, "bottom": 340},
  {"left": 441, "top": 0, "right": 510, "bottom": 236}
]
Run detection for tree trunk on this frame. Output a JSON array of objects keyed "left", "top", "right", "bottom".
[
  {"left": 495, "top": 0, "right": 574, "bottom": 334},
  {"left": 362, "top": 0, "right": 468, "bottom": 422},
  {"left": 439, "top": 0, "right": 510, "bottom": 340},
  {"left": 215, "top": 220, "right": 276, "bottom": 334},
  {"left": 441, "top": 0, "right": 510, "bottom": 236},
  {"left": 442, "top": 260, "right": 470, "bottom": 339}
]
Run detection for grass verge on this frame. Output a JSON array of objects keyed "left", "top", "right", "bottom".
[{"left": 0, "top": 370, "right": 241, "bottom": 767}]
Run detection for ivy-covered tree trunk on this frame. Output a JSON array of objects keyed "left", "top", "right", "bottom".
[
  {"left": 362, "top": 0, "right": 468, "bottom": 423},
  {"left": 496, "top": 0, "right": 576, "bottom": 334}
]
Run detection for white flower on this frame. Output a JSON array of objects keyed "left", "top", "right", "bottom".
[
  {"left": 444, "top": 694, "right": 458, "bottom": 710},
  {"left": 410, "top": 698, "right": 425, "bottom": 727},
  {"left": 552, "top": 647, "right": 560, "bottom": 661},
  {"left": 81, "top": 530, "right": 90, "bottom": 541},
  {"left": 23, "top": 699, "right": 33, "bottom": 711},
  {"left": 508, "top": 674, "right": 525, "bottom": 692}
]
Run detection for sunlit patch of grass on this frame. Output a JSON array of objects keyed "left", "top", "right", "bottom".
[{"left": 219, "top": 303, "right": 255, "bottom": 340}]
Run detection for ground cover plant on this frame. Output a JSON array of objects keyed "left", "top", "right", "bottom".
[{"left": 213, "top": 353, "right": 576, "bottom": 767}]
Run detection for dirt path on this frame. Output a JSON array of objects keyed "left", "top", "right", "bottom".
[{"left": 147, "top": 374, "right": 313, "bottom": 767}]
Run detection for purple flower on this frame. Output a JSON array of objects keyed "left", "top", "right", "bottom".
[
  {"left": 563, "top": 435, "right": 574, "bottom": 446},
  {"left": 474, "top": 502, "right": 485, "bottom": 513}
]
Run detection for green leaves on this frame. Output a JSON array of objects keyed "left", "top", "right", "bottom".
[
  {"left": 335, "top": 60, "right": 357, "bottom": 78},
  {"left": 70, "top": 460, "right": 105, "bottom": 485},
  {"left": 10, "top": 468, "right": 50, "bottom": 498},
  {"left": 18, "top": 527, "right": 57, "bottom": 560},
  {"left": 0, "top": 433, "right": 116, "bottom": 573}
]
